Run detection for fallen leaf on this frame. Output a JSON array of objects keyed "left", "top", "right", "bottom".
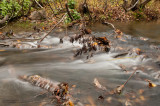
[
  {"left": 98, "top": 95, "right": 104, "bottom": 100},
  {"left": 92, "top": 42, "right": 98, "bottom": 46},
  {"left": 132, "top": 48, "right": 141, "bottom": 55},
  {"left": 115, "top": 29, "right": 123, "bottom": 35},
  {"left": 17, "top": 40, "right": 21, "bottom": 43},
  {"left": 68, "top": 100, "right": 74, "bottom": 106},
  {"left": 138, "top": 89, "right": 144, "bottom": 95},
  {"left": 146, "top": 79, "right": 157, "bottom": 88},
  {"left": 72, "top": 85, "right": 76, "bottom": 88},
  {"left": 106, "top": 97, "right": 112, "bottom": 103},
  {"left": 0, "top": 49, "right": 5, "bottom": 52},
  {"left": 93, "top": 78, "right": 107, "bottom": 90},
  {"left": 139, "top": 96, "right": 145, "bottom": 101},
  {"left": 125, "top": 100, "right": 132, "bottom": 106}
]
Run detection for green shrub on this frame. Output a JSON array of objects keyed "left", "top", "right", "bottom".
[
  {"left": 0, "top": 0, "right": 31, "bottom": 18},
  {"left": 68, "top": 0, "right": 76, "bottom": 9},
  {"left": 65, "top": 0, "right": 81, "bottom": 23},
  {"left": 22, "top": 0, "right": 32, "bottom": 15},
  {"left": 0, "top": 0, "right": 21, "bottom": 17}
]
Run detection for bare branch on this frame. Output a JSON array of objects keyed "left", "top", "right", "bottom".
[
  {"left": 34, "top": 0, "right": 43, "bottom": 8},
  {"left": 127, "top": 0, "right": 139, "bottom": 11},
  {"left": 39, "top": 14, "right": 67, "bottom": 43}
]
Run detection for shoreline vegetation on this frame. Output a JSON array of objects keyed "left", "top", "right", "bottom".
[{"left": 0, "top": 0, "right": 160, "bottom": 31}]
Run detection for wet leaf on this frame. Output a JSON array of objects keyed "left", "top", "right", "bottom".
[
  {"left": 72, "top": 85, "right": 76, "bottom": 88},
  {"left": 92, "top": 42, "right": 98, "bottom": 46},
  {"left": 67, "top": 100, "right": 74, "bottom": 106},
  {"left": 98, "top": 95, "right": 104, "bottom": 100},
  {"left": 17, "top": 40, "right": 21, "bottom": 43},
  {"left": 132, "top": 48, "right": 141, "bottom": 55},
  {"left": 139, "top": 96, "right": 145, "bottom": 101},
  {"left": 93, "top": 78, "right": 107, "bottom": 90},
  {"left": 146, "top": 79, "right": 157, "bottom": 88},
  {"left": 138, "top": 89, "right": 144, "bottom": 95},
  {"left": 115, "top": 29, "right": 123, "bottom": 35},
  {"left": 125, "top": 100, "right": 132, "bottom": 106},
  {"left": 0, "top": 49, "right": 5, "bottom": 52},
  {"left": 106, "top": 97, "right": 112, "bottom": 103}
]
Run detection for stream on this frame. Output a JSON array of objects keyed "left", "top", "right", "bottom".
[{"left": 0, "top": 22, "right": 160, "bottom": 106}]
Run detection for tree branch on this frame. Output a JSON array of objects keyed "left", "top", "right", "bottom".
[
  {"left": 34, "top": 0, "right": 43, "bottom": 8},
  {"left": 127, "top": 0, "right": 139, "bottom": 11},
  {"left": 65, "top": 3, "right": 74, "bottom": 21},
  {"left": 140, "top": 0, "right": 152, "bottom": 8},
  {"left": 39, "top": 14, "right": 67, "bottom": 43}
]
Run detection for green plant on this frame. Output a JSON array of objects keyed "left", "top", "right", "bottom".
[
  {"left": 0, "top": 0, "right": 32, "bottom": 18},
  {"left": 65, "top": 10, "right": 81, "bottom": 23},
  {"left": 65, "top": 0, "right": 81, "bottom": 23},
  {"left": 22, "top": 0, "right": 32, "bottom": 14},
  {"left": 0, "top": 0, "right": 21, "bottom": 17},
  {"left": 68, "top": 0, "right": 76, "bottom": 9}
]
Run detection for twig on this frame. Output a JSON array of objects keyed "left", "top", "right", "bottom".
[
  {"left": 123, "top": 69, "right": 137, "bottom": 86},
  {"left": 39, "top": 14, "right": 67, "bottom": 43},
  {"left": 34, "top": 0, "right": 43, "bottom": 8},
  {"left": 115, "top": 69, "right": 137, "bottom": 94},
  {"left": 127, "top": 0, "right": 139, "bottom": 11},
  {"left": 102, "top": 21, "right": 116, "bottom": 30}
]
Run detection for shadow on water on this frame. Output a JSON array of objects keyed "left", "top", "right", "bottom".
[{"left": 0, "top": 22, "right": 160, "bottom": 106}]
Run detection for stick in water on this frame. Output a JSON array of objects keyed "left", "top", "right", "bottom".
[
  {"left": 39, "top": 14, "right": 67, "bottom": 43},
  {"left": 115, "top": 69, "right": 137, "bottom": 94}
]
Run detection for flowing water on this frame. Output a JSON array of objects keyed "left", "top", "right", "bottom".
[{"left": 0, "top": 22, "right": 160, "bottom": 106}]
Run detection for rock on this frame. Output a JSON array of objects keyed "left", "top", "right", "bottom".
[{"left": 29, "top": 9, "right": 46, "bottom": 20}]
